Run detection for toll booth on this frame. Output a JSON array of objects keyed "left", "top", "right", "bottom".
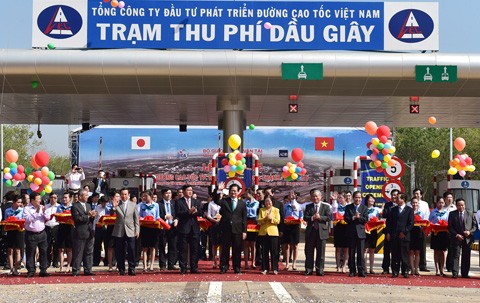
[
  {"left": 328, "top": 169, "right": 356, "bottom": 198},
  {"left": 437, "top": 179, "right": 480, "bottom": 213}
]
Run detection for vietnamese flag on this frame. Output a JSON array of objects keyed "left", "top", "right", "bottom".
[{"left": 315, "top": 137, "right": 334, "bottom": 151}]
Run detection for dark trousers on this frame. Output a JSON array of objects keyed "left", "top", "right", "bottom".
[
  {"left": 25, "top": 230, "right": 48, "bottom": 274},
  {"left": 115, "top": 235, "right": 136, "bottom": 272},
  {"left": 260, "top": 235, "right": 279, "bottom": 271},
  {"left": 93, "top": 227, "right": 108, "bottom": 266},
  {"left": 72, "top": 233, "right": 94, "bottom": 274},
  {"left": 451, "top": 240, "right": 472, "bottom": 277},
  {"left": 348, "top": 236, "right": 365, "bottom": 274},
  {"left": 199, "top": 230, "right": 208, "bottom": 260},
  {"left": 45, "top": 225, "right": 59, "bottom": 266},
  {"left": 177, "top": 232, "right": 199, "bottom": 272},
  {"left": 159, "top": 228, "right": 177, "bottom": 268},
  {"left": 220, "top": 230, "right": 243, "bottom": 272},
  {"left": 305, "top": 232, "right": 327, "bottom": 272},
  {"left": 382, "top": 239, "right": 391, "bottom": 271},
  {"left": 446, "top": 243, "right": 453, "bottom": 271},
  {"left": 391, "top": 239, "right": 410, "bottom": 274},
  {"left": 255, "top": 239, "right": 262, "bottom": 264}
]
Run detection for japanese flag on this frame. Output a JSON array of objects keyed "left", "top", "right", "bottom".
[{"left": 131, "top": 136, "right": 150, "bottom": 150}]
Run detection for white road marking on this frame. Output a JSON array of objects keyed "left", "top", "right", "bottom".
[
  {"left": 207, "top": 281, "right": 222, "bottom": 303},
  {"left": 269, "top": 282, "right": 296, "bottom": 303}
]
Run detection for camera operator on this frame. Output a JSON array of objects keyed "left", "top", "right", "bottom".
[{"left": 65, "top": 164, "right": 85, "bottom": 194}]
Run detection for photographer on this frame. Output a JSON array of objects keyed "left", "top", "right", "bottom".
[{"left": 65, "top": 164, "right": 85, "bottom": 194}]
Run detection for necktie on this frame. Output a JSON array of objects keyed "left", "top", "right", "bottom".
[
  {"left": 232, "top": 199, "right": 236, "bottom": 211},
  {"left": 123, "top": 201, "right": 128, "bottom": 212},
  {"left": 355, "top": 205, "right": 358, "bottom": 212},
  {"left": 166, "top": 202, "right": 171, "bottom": 215},
  {"left": 187, "top": 199, "right": 191, "bottom": 208},
  {"left": 460, "top": 212, "right": 465, "bottom": 230},
  {"left": 314, "top": 205, "right": 319, "bottom": 230}
]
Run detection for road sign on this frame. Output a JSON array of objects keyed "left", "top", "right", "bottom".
[
  {"left": 282, "top": 63, "right": 323, "bottom": 80},
  {"left": 344, "top": 177, "right": 352, "bottom": 185},
  {"left": 384, "top": 156, "right": 405, "bottom": 179},
  {"left": 289, "top": 104, "right": 299, "bottom": 113},
  {"left": 225, "top": 177, "right": 246, "bottom": 196},
  {"left": 409, "top": 104, "right": 420, "bottom": 114},
  {"left": 415, "top": 65, "right": 457, "bottom": 82},
  {"left": 382, "top": 180, "right": 405, "bottom": 201},
  {"left": 461, "top": 181, "right": 470, "bottom": 189}
]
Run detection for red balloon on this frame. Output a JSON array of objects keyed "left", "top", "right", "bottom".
[
  {"left": 299, "top": 168, "right": 307, "bottom": 175},
  {"left": 221, "top": 158, "right": 229, "bottom": 166},
  {"left": 17, "top": 165, "right": 25, "bottom": 174},
  {"left": 376, "top": 125, "right": 391, "bottom": 139},
  {"left": 466, "top": 157, "right": 473, "bottom": 165},
  {"left": 33, "top": 171, "right": 43, "bottom": 178},
  {"left": 379, "top": 136, "right": 388, "bottom": 144},
  {"left": 35, "top": 151, "right": 50, "bottom": 167},
  {"left": 36, "top": 185, "right": 44, "bottom": 193},
  {"left": 382, "top": 149, "right": 390, "bottom": 155},
  {"left": 376, "top": 167, "right": 384, "bottom": 172},
  {"left": 291, "top": 148, "right": 304, "bottom": 162},
  {"left": 235, "top": 153, "right": 243, "bottom": 161},
  {"left": 372, "top": 148, "right": 379, "bottom": 155},
  {"left": 41, "top": 176, "right": 50, "bottom": 185},
  {"left": 297, "top": 162, "right": 304, "bottom": 168},
  {"left": 281, "top": 171, "right": 290, "bottom": 179},
  {"left": 13, "top": 173, "right": 22, "bottom": 181},
  {"left": 366, "top": 142, "right": 372, "bottom": 149}
]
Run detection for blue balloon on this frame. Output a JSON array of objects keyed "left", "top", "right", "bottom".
[
  {"left": 384, "top": 143, "right": 391, "bottom": 150},
  {"left": 297, "top": 176, "right": 302, "bottom": 181},
  {"left": 10, "top": 168, "right": 17, "bottom": 175},
  {"left": 366, "top": 150, "right": 373, "bottom": 156},
  {"left": 377, "top": 153, "right": 384, "bottom": 161},
  {"left": 27, "top": 189, "right": 32, "bottom": 194},
  {"left": 295, "top": 167, "right": 302, "bottom": 173}
]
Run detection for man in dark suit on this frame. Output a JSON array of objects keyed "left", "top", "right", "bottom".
[
  {"left": 344, "top": 191, "right": 369, "bottom": 277},
  {"left": 386, "top": 193, "right": 414, "bottom": 278},
  {"left": 71, "top": 189, "right": 97, "bottom": 276},
  {"left": 448, "top": 198, "right": 477, "bottom": 278},
  {"left": 304, "top": 189, "right": 331, "bottom": 276},
  {"left": 175, "top": 184, "right": 202, "bottom": 274},
  {"left": 215, "top": 183, "right": 247, "bottom": 274},
  {"left": 158, "top": 188, "right": 178, "bottom": 270},
  {"left": 381, "top": 189, "right": 398, "bottom": 274}
]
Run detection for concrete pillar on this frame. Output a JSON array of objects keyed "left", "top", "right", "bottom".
[{"left": 217, "top": 96, "right": 250, "bottom": 152}]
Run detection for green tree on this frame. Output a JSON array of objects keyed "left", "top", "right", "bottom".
[{"left": 395, "top": 127, "right": 480, "bottom": 205}]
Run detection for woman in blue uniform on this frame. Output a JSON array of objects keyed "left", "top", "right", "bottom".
[
  {"left": 5, "top": 196, "right": 24, "bottom": 276},
  {"left": 139, "top": 190, "right": 160, "bottom": 272},
  {"left": 429, "top": 197, "right": 449, "bottom": 276},
  {"left": 364, "top": 194, "right": 381, "bottom": 274}
]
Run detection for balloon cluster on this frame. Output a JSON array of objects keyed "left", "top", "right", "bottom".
[
  {"left": 3, "top": 150, "right": 26, "bottom": 187},
  {"left": 222, "top": 150, "right": 246, "bottom": 178},
  {"left": 447, "top": 137, "right": 475, "bottom": 177},
  {"left": 27, "top": 151, "right": 55, "bottom": 196},
  {"left": 105, "top": 0, "right": 126, "bottom": 8},
  {"left": 281, "top": 148, "right": 307, "bottom": 181},
  {"left": 364, "top": 121, "right": 397, "bottom": 172}
]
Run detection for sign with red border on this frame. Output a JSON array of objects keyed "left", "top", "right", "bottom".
[
  {"left": 384, "top": 156, "right": 405, "bottom": 179},
  {"left": 225, "top": 177, "right": 246, "bottom": 196},
  {"left": 382, "top": 180, "right": 405, "bottom": 201}
]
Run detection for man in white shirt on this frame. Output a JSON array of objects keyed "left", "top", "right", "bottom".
[
  {"left": 65, "top": 164, "right": 85, "bottom": 193},
  {"left": 93, "top": 197, "right": 109, "bottom": 266},
  {"left": 45, "top": 193, "right": 60, "bottom": 267}
]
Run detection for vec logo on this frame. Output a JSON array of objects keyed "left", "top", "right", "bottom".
[
  {"left": 37, "top": 5, "right": 83, "bottom": 39},
  {"left": 388, "top": 9, "right": 434, "bottom": 44}
]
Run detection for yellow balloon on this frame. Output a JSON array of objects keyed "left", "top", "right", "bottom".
[
  {"left": 48, "top": 181, "right": 53, "bottom": 186},
  {"left": 289, "top": 167, "right": 296, "bottom": 173},
  {"left": 431, "top": 150, "right": 440, "bottom": 159},
  {"left": 229, "top": 158, "right": 236, "bottom": 165},
  {"left": 3, "top": 167, "right": 10, "bottom": 174},
  {"left": 389, "top": 146, "right": 396, "bottom": 154},
  {"left": 228, "top": 134, "right": 242, "bottom": 150},
  {"left": 448, "top": 167, "right": 458, "bottom": 175},
  {"left": 471, "top": 165, "right": 476, "bottom": 172},
  {"left": 34, "top": 177, "right": 42, "bottom": 186},
  {"left": 27, "top": 175, "right": 34, "bottom": 182},
  {"left": 233, "top": 149, "right": 239, "bottom": 154},
  {"left": 384, "top": 154, "right": 391, "bottom": 162},
  {"left": 228, "top": 171, "right": 236, "bottom": 178},
  {"left": 291, "top": 173, "right": 298, "bottom": 180},
  {"left": 45, "top": 185, "right": 53, "bottom": 194},
  {"left": 372, "top": 138, "right": 380, "bottom": 146},
  {"left": 236, "top": 160, "right": 242, "bottom": 166}
]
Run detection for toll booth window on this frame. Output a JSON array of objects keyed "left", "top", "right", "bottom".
[{"left": 453, "top": 189, "right": 479, "bottom": 212}]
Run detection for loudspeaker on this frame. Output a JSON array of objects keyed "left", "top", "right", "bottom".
[
  {"left": 82, "top": 123, "right": 90, "bottom": 131},
  {"left": 179, "top": 124, "right": 187, "bottom": 132}
]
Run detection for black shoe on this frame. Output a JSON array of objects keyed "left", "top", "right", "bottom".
[
  {"left": 304, "top": 270, "right": 313, "bottom": 276},
  {"left": 180, "top": 269, "right": 187, "bottom": 274},
  {"left": 26, "top": 272, "right": 35, "bottom": 278},
  {"left": 452, "top": 274, "right": 458, "bottom": 279},
  {"left": 381, "top": 270, "right": 389, "bottom": 275},
  {"left": 402, "top": 273, "right": 409, "bottom": 278},
  {"left": 72, "top": 272, "right": 80, "bottom": 277},
  {"left": 392, "top": 273, "right": 399, "bottom": 278},
  {"left": 168, "top": 265, "right": 179, "bottom": 270},
  {"left": 160, "top": 267, "right": 167, "bottom": 271},
  {"left": 84, "top": 272, "right": 96, "bottom": 276},
  {"left": 191, "top": 269, "right": 199, "bottom": 274},
  {"left": 39, "top": 271, "right": 50, "bottom": 277},
  {"left": 119, "top": 271, "right": 126, "bottom": 276},
  {"left": 462, "top": 275, "right": 470, "bottom": 279},
  {"left": 349, "top": 272, "right": 356, "bottom": 277},
  {"left": 52, "top": 263, "right": 59, "bottom": 268},
  {"left": 419, "top": 268, "right": 430, "bottom": 272},
  {"left": 234, "top": 268, "right": 241, "bottom": 274},
  {"left": 220, "top": 268, "right": 227, "bottom": 274},
  {"left": 128, "top": 269, "right": 136, "bottom": 276},
  {"left": 316, "top": 271, "right": 324, "bottom": 276},
  {"left": 358, "top": 272, "right": 367, "bottom": 278}
]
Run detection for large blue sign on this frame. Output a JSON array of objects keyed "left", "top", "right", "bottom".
[
  {"left": 360, "top": 160, "right": 388, "bottom": 206},
  {"left": 87, "top": 0, "right": 385, "bottom": 50}
]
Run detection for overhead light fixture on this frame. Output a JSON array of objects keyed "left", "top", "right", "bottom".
[{"left": 37, "top": 123, "right": 42, "bottom": 139}]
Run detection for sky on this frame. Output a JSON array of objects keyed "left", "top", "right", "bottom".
[{"left": 1, "top": 0, "right": 480, "bottom": 156}]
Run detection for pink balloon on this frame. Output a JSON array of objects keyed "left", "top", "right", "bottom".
[
  {"left": 224, "top": 165, "right": 231, "bottom": 173},
  {"left": 282, "top": 166, "right": 289, "bottom": 172},
  {"left": 297, "top": 162, "right": 304, "bottom": 168},
  {"left": 459, "top": 170, "right": 466, "bottom": 177},
  {"left": 30, "top": 183, "right": 39, "bottom": 191}
]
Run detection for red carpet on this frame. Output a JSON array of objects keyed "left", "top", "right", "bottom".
[{"left": 2, "top": 261, "right": 479, "bottom": 288}]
